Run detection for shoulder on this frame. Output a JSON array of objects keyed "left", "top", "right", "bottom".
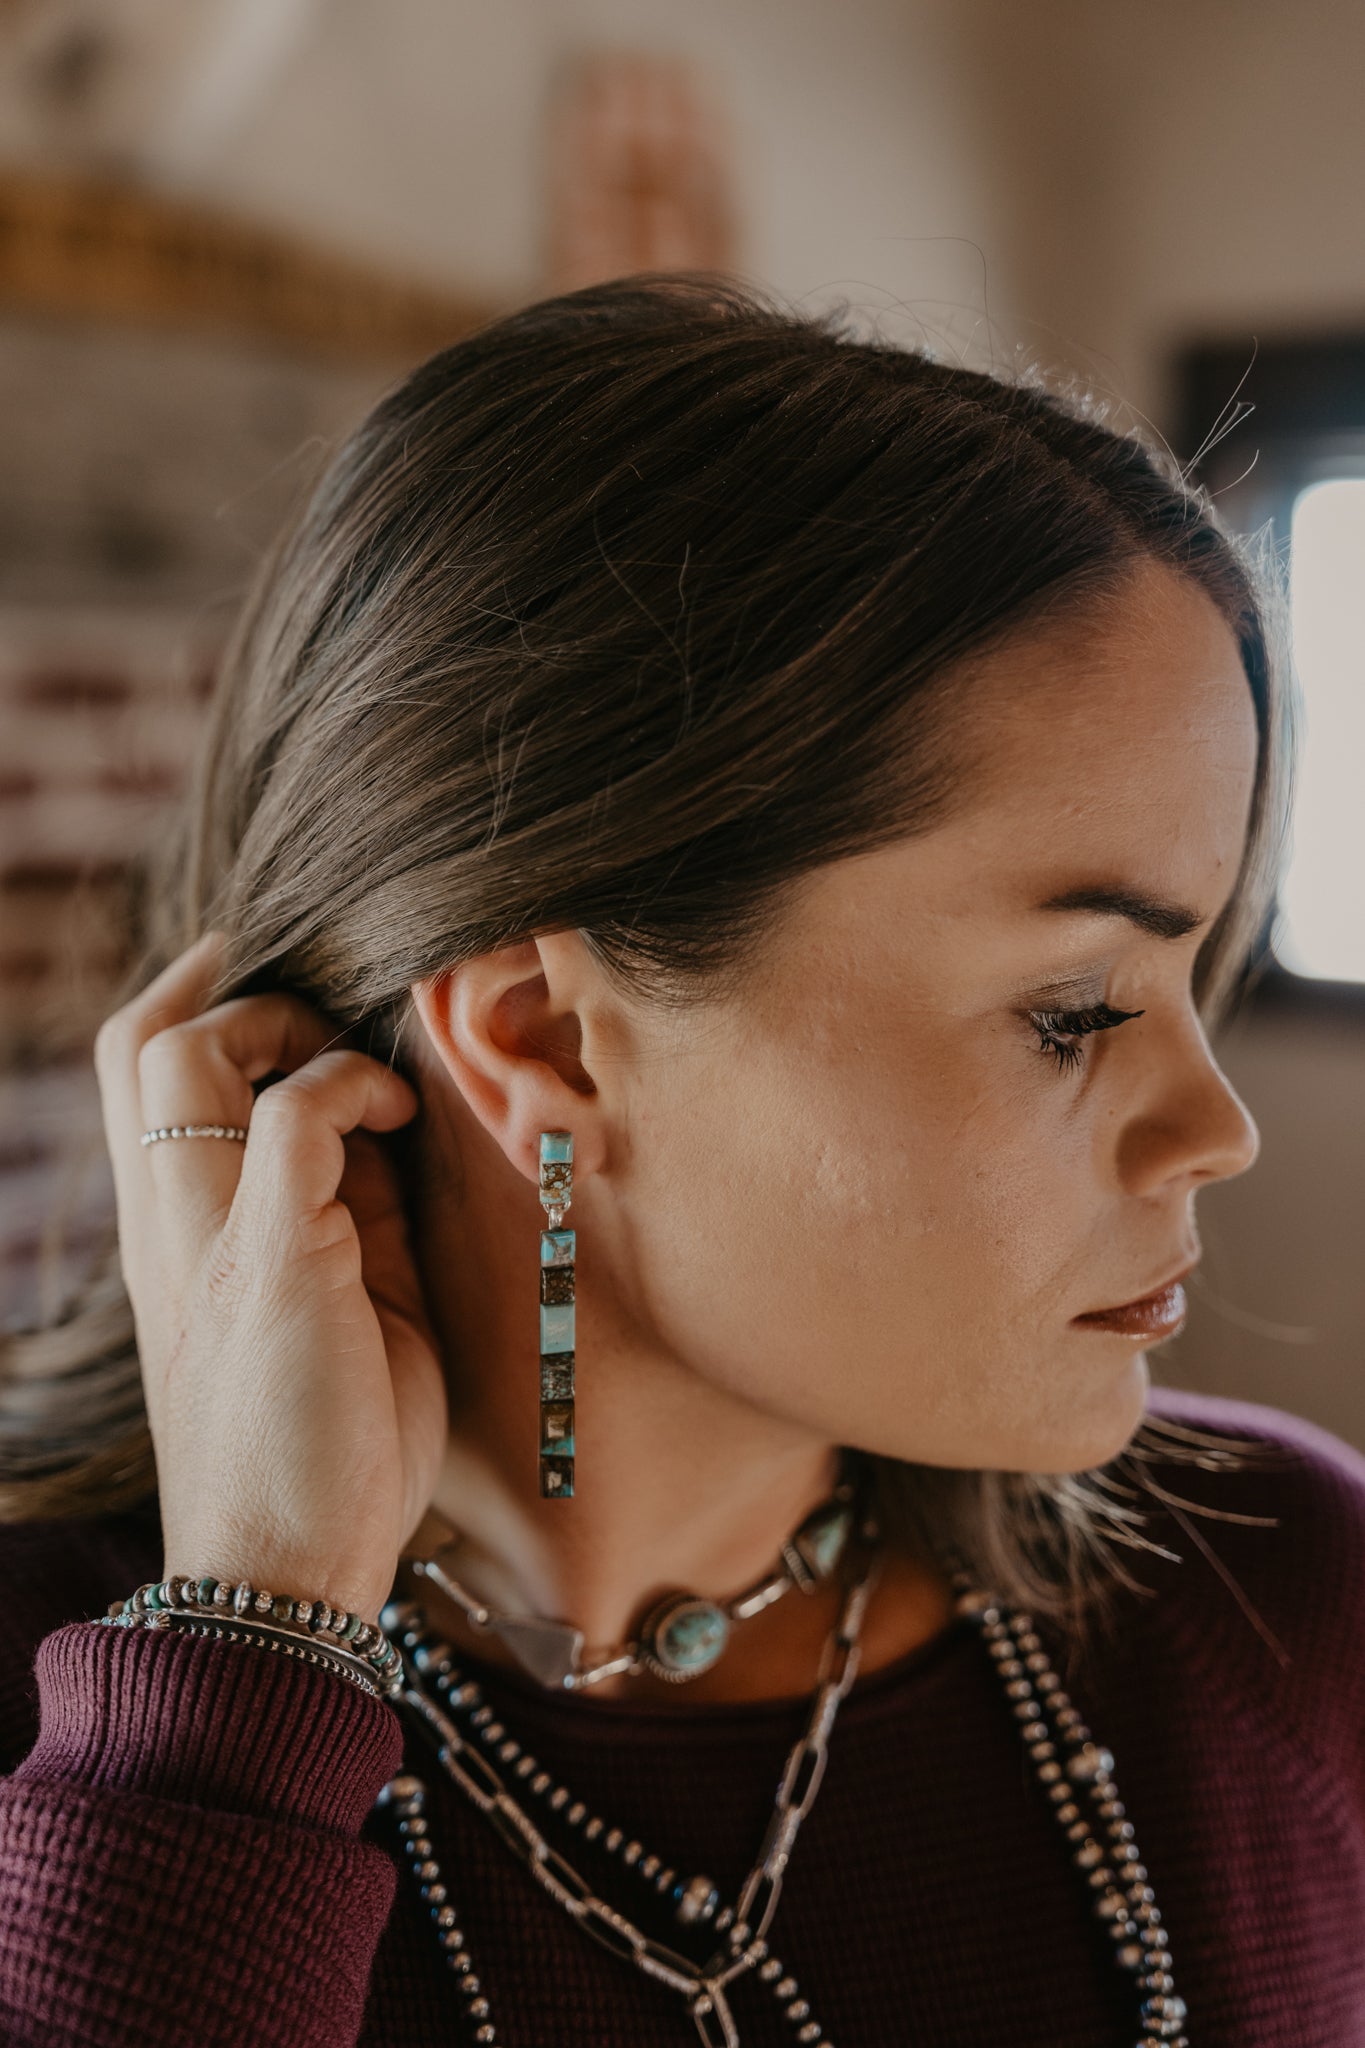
[
  {"left": 0, "top": 1492, "right": 163, "bottom": 1765},
  {"left": 1123, "top": 1382, "right": 1365, "bottom": 1772}
]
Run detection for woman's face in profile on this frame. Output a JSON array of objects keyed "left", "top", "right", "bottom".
[{"left": 589, "top": 556, "right": 1262, "bottom": 1477}]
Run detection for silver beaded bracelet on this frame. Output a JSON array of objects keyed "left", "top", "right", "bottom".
[{"left": 95, "top": 1574, "right": 405, "bottom": 1700}]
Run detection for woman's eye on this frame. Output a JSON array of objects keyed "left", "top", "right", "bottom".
[{"left": 1027, "top": 1002, "right": 1145, "bottom": 1076}]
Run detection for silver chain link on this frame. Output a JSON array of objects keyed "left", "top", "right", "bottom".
[{"left": 391, "top": 1514, "right": 884, "bottom": 2044}]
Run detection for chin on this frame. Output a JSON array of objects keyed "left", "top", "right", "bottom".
[{"left": 1035, "top": 1351, "right": 1152, "bottom": 1475}]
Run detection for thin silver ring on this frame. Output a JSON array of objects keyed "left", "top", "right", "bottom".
[{"left": 140, "top": 1124, "right": 249, "bottom": 1146}]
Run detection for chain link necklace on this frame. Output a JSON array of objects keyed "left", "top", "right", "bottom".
[{"left": 375, "top": 1524, "right": 1190, "bottom": 2048}]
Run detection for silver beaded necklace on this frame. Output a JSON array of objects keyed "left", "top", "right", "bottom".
[{"left": 375, "top": 1531, "right": 1190, "bottom": 2048}]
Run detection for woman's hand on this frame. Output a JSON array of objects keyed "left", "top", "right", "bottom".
[{"left": 94, "top": 930, "right": 449, "bottom": 1625}]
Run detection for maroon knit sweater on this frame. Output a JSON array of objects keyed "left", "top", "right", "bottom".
[{"left": 0, "top": 1382, "right": 1362, "bottom": 2048}]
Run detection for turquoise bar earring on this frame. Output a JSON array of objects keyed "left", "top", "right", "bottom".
[{"left": 538, "top": 1130, "right": 575, "bottom": 1498}]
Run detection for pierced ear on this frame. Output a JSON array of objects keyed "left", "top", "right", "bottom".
[{"left": 407, "top": 945, "right": 605, "bottom": 1188}]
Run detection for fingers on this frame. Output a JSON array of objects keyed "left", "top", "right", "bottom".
[
  {"left": 230, "top": 1049, "right": 420, "bottom": 1247},
  {"left": 134, "top": 992, "right": 360, "bottom": 1254},
  {"left": 94, "top": 930, "right": 416, "bottom": 1291},
  {"left": 94, "top": 930, "right": 231, "bottom": 1221}
]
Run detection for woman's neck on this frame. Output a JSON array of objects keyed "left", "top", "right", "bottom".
[{"left": 403, "top": 1115, "right": 958, "bottom": 1704}]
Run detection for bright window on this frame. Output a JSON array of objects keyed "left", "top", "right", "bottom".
[{"left": 1273, "top": 477, "right": 1365, "bottom": 983}]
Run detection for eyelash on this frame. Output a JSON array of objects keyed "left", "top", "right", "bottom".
[{"left": 1027, "top": 1001, "right": 1146, "bottom": 1075}]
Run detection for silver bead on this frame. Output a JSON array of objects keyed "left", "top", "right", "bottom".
[
  {"left": 787, "top": 1998, "right": 811, "bottom": 2021},
  {"left": 759, "top": 1960, "right": 783, "bottom": 1983},
  {"left": 378, "top": 1776, "right": 425, "bottom": 1805},
  {"left": 775, "top": 1976, "right": 798, "bottom": 1998},
  {"left": 676, "top": 1876, "right": 719, "bottom": 1925}
]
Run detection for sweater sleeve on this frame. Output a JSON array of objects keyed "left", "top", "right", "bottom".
[{"left": 0, "top": 1618, "right": 407, "bottom": 2048}]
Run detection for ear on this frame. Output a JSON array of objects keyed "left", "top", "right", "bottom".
[{"left": 408, "top": 931, "right": 609, "bottom": 1188}]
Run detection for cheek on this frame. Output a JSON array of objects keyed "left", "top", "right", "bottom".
[{"left": 626, "top": 1019, "right": 1081, "bottom": 1395}]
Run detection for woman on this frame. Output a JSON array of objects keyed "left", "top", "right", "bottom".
[{"left": 1, "top": 274, "right": 1362, "bottom": 2048}]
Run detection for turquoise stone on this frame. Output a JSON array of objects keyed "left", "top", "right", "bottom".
[
  {"left": 540, "top": 1302, "right": 575, "bottom": 1353},
  {"left": 198, "top": 1577, "right": 217, "bottom": 1604},
  {"left": 651, "top": 1598, "right": 730, "bottom": 1675},
  {"left": 794, "top": 1502, "right": 853, "bottom": 1581},
  {"left": 539, "top": 1131, "right": 574, "bottom": 1164},
  {"left": 540, "top": 1229, "right": 576, "bottom": 1266},
  {"left": 144, "top": 1585, "right": 164, "bottom": 1610}
]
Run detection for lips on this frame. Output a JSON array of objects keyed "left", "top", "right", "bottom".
[
  {"left": 1077, "top": 1258, "right": 1199, "bottom": 1319},
  {"left": 1072, "top": 1260, "right": 1197, "bottom": 1340}
]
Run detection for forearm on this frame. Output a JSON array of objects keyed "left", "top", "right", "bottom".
[{"left": 0, "top": 1622, "right": 405, "bottom": 2047}]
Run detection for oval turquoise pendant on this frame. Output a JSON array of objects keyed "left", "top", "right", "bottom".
[{"left": 639, "top": 1595, "right": 731, "bottom": 1681}]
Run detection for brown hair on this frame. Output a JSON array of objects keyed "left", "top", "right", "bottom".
[{"left": 0, "top": 272, "right": 1297, "bottom": 1648}]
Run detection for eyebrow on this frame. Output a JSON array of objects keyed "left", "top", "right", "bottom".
[{"left": 1035, "top": 885, "right": 1207, "bottom": 942}]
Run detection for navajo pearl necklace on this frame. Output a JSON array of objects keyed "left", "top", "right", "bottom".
[{"left": 375, "top": 1541, "right": 1189, "bottom": 2048}]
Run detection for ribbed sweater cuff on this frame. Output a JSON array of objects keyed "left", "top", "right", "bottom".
[{"left": 15, "top": 1621, "right": 405, "bottom": 1832}]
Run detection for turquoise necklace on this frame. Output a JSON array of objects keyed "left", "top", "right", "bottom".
[{"left": 404, "top": 1465, "right": 858, "bottom": 1692}]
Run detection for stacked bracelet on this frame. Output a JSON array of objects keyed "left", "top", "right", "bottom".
[{"left": 94, "top": 1574, "right": 405, "bottom": 1701}]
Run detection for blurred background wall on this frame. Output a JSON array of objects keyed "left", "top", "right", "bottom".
[{"left": 1, "top": 0, "right": 1361, "bottom": 1446}]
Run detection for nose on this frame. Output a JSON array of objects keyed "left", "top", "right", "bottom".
[{"left": 1120, "top": 1016, "right": 1261, "bottom": 1193}]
